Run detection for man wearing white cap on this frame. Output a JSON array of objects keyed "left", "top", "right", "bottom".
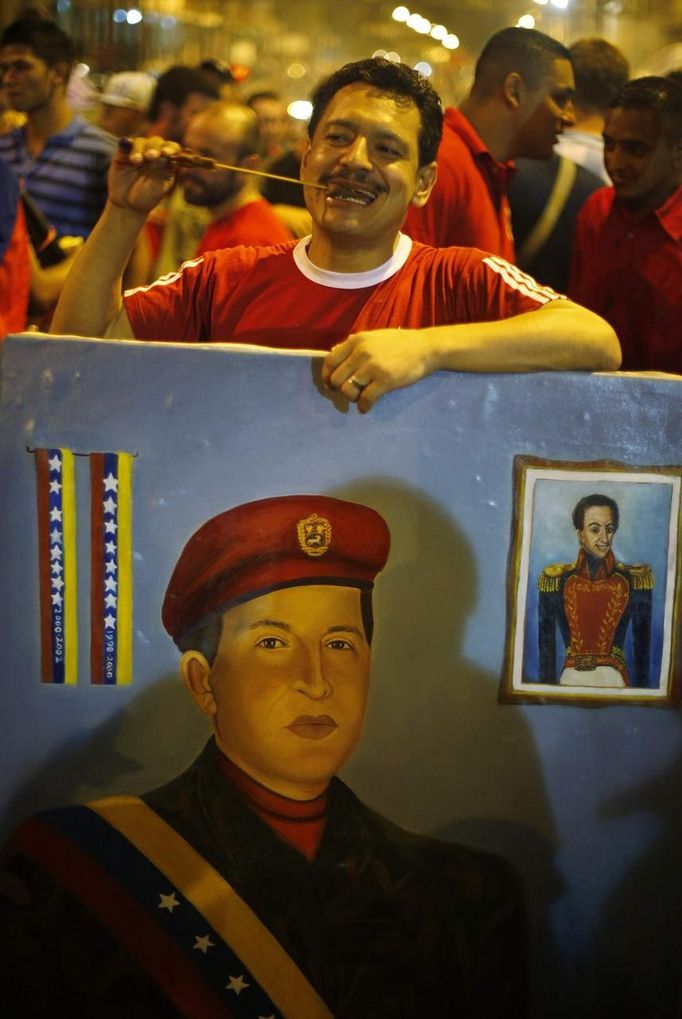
[{"left": 98, "top": 71, "right": 155, "bottom": 139}]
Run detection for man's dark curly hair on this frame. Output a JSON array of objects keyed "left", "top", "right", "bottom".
[
  {"left": 308, "top": 58, "right": 443, "bottom": 167},
  {"left": 572, "top": 494, "right": 620, "bottom": 532},
  {"left": 148, "top": 65, "right": 219, "bottom": 121},
  {"left": 1, "top": 11, "right": 74, "bottom": 69},
  {"left": 609, "top": 76, "right": 682, "bottom": 146}
]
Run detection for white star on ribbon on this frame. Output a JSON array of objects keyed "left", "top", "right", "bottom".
[
  {"left": 48, "top": 455, "right": 61, "bottom": 472},
  {"left": 104, "top": 614, "right": 116, "bottom": 630},
  {"left": 105, "top": 560, "right": 117, "bottom": 574},
  {"left": 52, "top": 576, "right": 65, "bottom": 592},
  {"left": 49, "top": 479, "right": 62, "bottom": 494},
  {"left": 50, "top": 528, "right": 62, "bottom": 543},
  {"left": 193, "top": 934, "right": 215, "bottom": 954},
  {"left": 105, "top": 540, "right": 116, "bottom": 555},
  {"left": 102, "top": 496, "right": 117, "bottom": 515},
  {"left": 104, "top": 520, "right": 118, "bottom": 534},
  {"left": 226, "top": 975, "right": 250, "bottom": 996},
  {"left": 103, "top": 473, "right": 118, "bottom": 492},
  {"left": 51, "top": 592, "right": 63, "bottom": 607},
  {"left": 158, "top": 891, "right": 180, "bottom": 912},
  {"left": 104, "top": 593, "right": 117, "bottom": 608},
  {"left": 50, "top": 507, "right": 62, "bottom": 522},
  {"left": 104, "top": 577, "right": 117, "bottom": 592},
  {"left": 50, "top": 546, "right": 63, "bottom": 560},
  {"left": 51, "top": 561, "right": 63, "bottom": 575}
]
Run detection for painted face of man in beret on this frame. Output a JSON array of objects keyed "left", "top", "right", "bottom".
[
  {"left": 181, "top": 585, "right": 371, "bottom": 800},
  {"left": 162, "top": 495, "right": 390, "bottom": 800}
]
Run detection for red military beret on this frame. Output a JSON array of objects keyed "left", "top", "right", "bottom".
[{"left": 162, "top": 494, "right": 391, "bottom": 640}]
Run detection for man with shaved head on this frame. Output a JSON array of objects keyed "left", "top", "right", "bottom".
[{"left": 404, "top": 27, "right": 577, "bottom": 257}]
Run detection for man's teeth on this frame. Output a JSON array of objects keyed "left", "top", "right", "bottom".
[{"left": 326, "top": 183, "right": 376, "bottom": 204}]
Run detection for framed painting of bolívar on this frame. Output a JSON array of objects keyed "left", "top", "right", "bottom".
[{"left": 501, "top": 456, "right": 682, "bottom": 707}]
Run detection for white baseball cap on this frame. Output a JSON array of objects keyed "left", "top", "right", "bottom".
[{"left": 100, "top": 72, "right": 156, "bottom": 112}]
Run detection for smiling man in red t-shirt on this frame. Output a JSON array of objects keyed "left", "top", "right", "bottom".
[{"left": 52, "top": 57, "right": 619, "bottom": 410}]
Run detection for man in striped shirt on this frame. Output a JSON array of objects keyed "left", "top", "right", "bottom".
[
  {"left": 0, "top": 12, "right": 116, "bottom": 240},
  {"left": 52, "top": 58, "right": 621, "bottom": 411}
]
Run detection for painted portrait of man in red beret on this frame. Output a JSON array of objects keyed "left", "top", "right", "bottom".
[{"left": 3, "top": 495, "right": 527, "bottom": 1017}]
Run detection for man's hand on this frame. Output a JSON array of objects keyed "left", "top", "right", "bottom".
[
  {"left": 322, "top": 329, "right": 438, "bottom": 413},
  {"left": 108, "top": 136, "right": 182, "bottom": 217},
  {"left": 50, "top": 137, "right": 182, "bottom": 338},
  {"left": 321, "top": 300, "right": 621, "bottom": 413}
]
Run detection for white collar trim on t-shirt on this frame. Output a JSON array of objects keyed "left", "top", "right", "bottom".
[{"left": 293, "top": 232, "right": 413, "bottom": 289}]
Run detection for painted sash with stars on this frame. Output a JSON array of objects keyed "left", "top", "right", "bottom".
[{"left": 10, "top": 797, "right": 333, "bottom": 1019}]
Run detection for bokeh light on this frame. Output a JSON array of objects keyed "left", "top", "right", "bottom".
[{"left": 288, "top": 100, "right": 313, "bottom": 121}]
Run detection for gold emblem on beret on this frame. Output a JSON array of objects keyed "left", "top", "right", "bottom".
[{"left": 297, "top": 513, "right": 332, "bottom": 557}]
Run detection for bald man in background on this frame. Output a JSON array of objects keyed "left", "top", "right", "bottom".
[{"left": 179, "top": 101, "right": 291, "bottom": 256}]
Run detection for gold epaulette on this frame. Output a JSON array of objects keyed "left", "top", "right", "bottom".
[
  {"left": 619, "top": 562, "right": 655, "bottom": 591},
  {"left": 538, "top": 562, "right": 575, "bottom": 593}
]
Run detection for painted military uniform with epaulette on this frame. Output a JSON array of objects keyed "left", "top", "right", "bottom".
[{"left": 537, "top": 548, "right": 654, "bottom": 686}]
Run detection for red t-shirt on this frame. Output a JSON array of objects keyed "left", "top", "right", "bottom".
[
  {"left": 0, "top": 178, "right": 30, "bottom": 338},
  {"left": 403, "top": 108, "right": 516, "bottom": 260},
  {"left": 195, "top": 198, "right": 291, "bottom": 257},
  {"left": 570, "top": 185, "right": 682, "bottom": 373},
  {"left": 123, "top": 233, "right": 558, "bottom": 347}
]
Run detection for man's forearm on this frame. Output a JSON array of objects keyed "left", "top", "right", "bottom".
[
  {"left": 428, "top": 300, "right": 621, "bottom": 374},
  {"left": 323, "top": 299, "right": 621, "bottom": 412},
  {"left": 50, "top": 204, "right": 145, "bottom": 338}
]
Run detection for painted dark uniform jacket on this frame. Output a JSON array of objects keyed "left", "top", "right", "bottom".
[
  {"left": 1, "top": 739, "right": 528, "bottom": 1017},
  {"left": 537, "top": 548, "right": 653, "bottom": 686}
]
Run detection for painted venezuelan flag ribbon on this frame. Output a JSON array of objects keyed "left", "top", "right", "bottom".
[
  {"left": 90, "top": 452, "right": 134, "bottom": 685},
  {"left": 34, "top": 448, "right": 78, "bottom": 684},
  {"left": 10, "top": 799, "right": 333, "bottom": 1019}
]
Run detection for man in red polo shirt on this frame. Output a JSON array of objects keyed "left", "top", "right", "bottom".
[
  {"left": 404, "top": 27, "right": 576, "bottom": 259},
  {"left": 570, "top": 77, "right": 682, "bottom": 373}
]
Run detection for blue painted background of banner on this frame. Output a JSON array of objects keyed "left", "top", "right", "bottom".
[{"left": 1, "top": 334, "right": 681, "bottom": 1019}]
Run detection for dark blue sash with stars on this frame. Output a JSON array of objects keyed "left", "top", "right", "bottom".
[{"left": 10, "top": 796, "right": 333, "bottom": 1019}]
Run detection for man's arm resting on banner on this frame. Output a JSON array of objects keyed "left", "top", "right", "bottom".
[
  {"left": 323, "top": 299, "right": 621, "bottom": 413},
  {"left": 51, "top": 136, "right": 180, "bottom": 340}
]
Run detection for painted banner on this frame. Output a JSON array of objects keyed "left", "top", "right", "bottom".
[
  {"left": 34, "top": 447, "right": 78, "bottom": 684},
  {"left": 90, "top": 451, "right": 134, "bottom": 685}
]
